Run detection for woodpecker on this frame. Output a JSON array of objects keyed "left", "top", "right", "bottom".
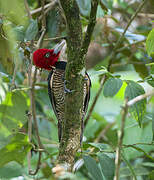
[{"left": 33, "top": 41, "right": 91, "bottom": 142}]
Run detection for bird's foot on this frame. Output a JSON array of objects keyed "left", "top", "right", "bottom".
[{"left": 64, "top": 80, "right": 75, "bottom": 93}]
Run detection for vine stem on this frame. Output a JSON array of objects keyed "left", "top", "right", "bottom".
[
  {"left": 114, "top": 98, "right": 128, "bottom": 180},
  {"left": 24, "top": 0, "right": 46, "bottom": 175}
]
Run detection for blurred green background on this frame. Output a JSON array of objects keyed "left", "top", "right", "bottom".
[{"left": 0, "top": 0, "right": 154, "bottom": 179}]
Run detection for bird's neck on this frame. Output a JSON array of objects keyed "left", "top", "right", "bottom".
[{"left": 55, "top": 61, "right": 67, "bottom": 70}]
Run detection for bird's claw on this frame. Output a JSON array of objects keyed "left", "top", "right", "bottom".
[{"left": 64, "top": 80, "right": 75, "bottom": 93}]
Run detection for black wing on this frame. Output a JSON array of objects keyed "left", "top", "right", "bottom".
[
  {"left": 47, "top": 69, "right": 63, "bottom": 142},
  {"left": 83, "top": 72, "right": 91, "bottom": 113},
  {"left": 47, "top": 69, "right": 59, "bottom": 119}
]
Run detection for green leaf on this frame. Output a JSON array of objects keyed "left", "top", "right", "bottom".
[
  {"left": 76, "top": 0, "right": 91, "bottom": 17},
  {"left": 146, "top": 28, "right": 154, "bottom": 56},
  {"left": 147, "top": 75, "right": 154, "bottom": 87},
  {"left": 0, "top": 162, "right": 25, "bottom": 179},
  {"left": 12, "top": 26, "right": 25, "bottom": 41},
  {"left": 103, "top": 78, "right": 123, "bottom": 97},
  {"left": 98, "top": 153, "right": 115, "bottom": 180},
  {"left": 83, "top": 155, "right": 104, "bottom": 180},
  {"left": 141, "top": 162, "right": 154, "bottom": 168},
  {"left": 125, "top": 81, "right": 146, "bottom": 126},
  {"left": 124, "top": 144, "right": 154, "bottom": 161},
  {"left": 0, "top": 34, "right": 14, "bottom": 74},
  {"left": 0, "top": 72, "right": 10, "bottom": 83},
  {"left": 0, "top": 91, "right": 29, "bottom": 133},
  {"left": 146, "top": 62, "right": 154, "bottom": 74},
  {"left": 0, "top": 133, "right": 31, "bottom": 167},
  {"left": 0, "top": 0, "right": 28, "bottom": 26},
  {"left": 132, "top": 56, "right": 149, "bottom": 79},
  {"left": 123, "top": 117, "right": 153, "bottom": 160},
  {"left": 149, "top": 170, "right": 154, "bottom": 180},
  {"left": 25, "top": 19, "right": 38, "bottom": 41},
  {"left": 88, "top": 143, "right": 112, "bottom": 152},
  {"left": 47, "top": 9, "right": 61, "bottom": 38},
  {"left": 120, "top": 166, "right": 150, "bottom": 178},
  {"left": 121, "top": 152, "right": 137, "bottom": 179}
]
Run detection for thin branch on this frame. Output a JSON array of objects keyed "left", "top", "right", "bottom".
[
  {"left": 27, "top": 111, "right": 32, "bottom": 173},
  {"left": 43, "top": 36, "right": 67, "bottom": 41},
  {"left": 38, "top": 0, "right": 57, "bottom": 21},
  {"left": 24, "top": 0, "right": 32, "bottom": 19},
  {"left": 138, "top": 13, "right": 154, "bottom": 18},
  {"left": 116, "top": 39, "right": 145, "bottom": 53},
  {"left": 40, "top": 0, "right": 46, "bottom": 28},
  {"left": 127, "top": 90, "right": 154, "bottom": 107},
  {"left": 36, "top": 29, "right": 46, "bottom": 49},
  {"left": 10, "top": 63, "right": 17, "bottom": 90},
  {"left": 94, "top": 122, "right": 115, "bottom": 143},
  {"left": 29, "top": 152, "right": 42, "bottom": 175},
  {"left": 108, "top": 0, "right": 148, "bottom": 71},
  {"left": 123, "top": 142, "right": 154, "bottom": 146},
  {"left": 27, "top": 52, "right": 33, "bottom": 174},
  {"left": 114, "top": 99, "right": 128, "bottom": 180},
  {"left": 84, "top": 76, "right": 106, "bottom": 126},
  {"left": 30, "top": 1, "right": 57, "bottom": 15},
  {"left": 25, "top": 0, "right": 47, "bottom": 175},
  {"left": 80, "top": 0, "right": 98, "bottom": 58}
]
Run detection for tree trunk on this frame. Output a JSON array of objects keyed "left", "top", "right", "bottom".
[{"left": 58, "top": 0, "right": 98, "bottom": 169}]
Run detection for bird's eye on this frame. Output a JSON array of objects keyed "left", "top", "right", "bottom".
[{"left": 44, "top": 52, "right": 50, "bottom": 58}]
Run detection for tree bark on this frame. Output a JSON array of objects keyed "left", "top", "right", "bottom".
[{"left": 58, "top": 0, "right": 98, "bottom": 169}]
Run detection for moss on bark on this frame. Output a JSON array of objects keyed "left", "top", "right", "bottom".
[{"left": 58, "top": 0, "right": 98, "bottom": 168}]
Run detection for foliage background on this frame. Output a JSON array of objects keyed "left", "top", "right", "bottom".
[{"left": 0, "top": 0, "right": 154, "bottom": 179}]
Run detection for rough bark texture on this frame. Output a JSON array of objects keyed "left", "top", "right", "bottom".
[{"left": 58, "top": 0, "right": 98, "bottom": 168}]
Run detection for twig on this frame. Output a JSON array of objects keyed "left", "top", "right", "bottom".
[
  {"left": 114, "top": 98, "right": 128, "bottom": 180},
  {"left": 108, "top": 0, "right": 148, "bottom": 71},
  {"left": 80, "top": 0, "right": 98, "bottom": 58},
  {"left": 123, "top": 142, "right": 154, "bottom": 146},
  {"left": 24, "top": 0, "right": 32, "bottom": 19},
  {"left": 138, "top": 13, "right": 154, "bottom": 18},
  {"left": 30, "top": 1, "right": 57, "bottom": 15},
  {"left": 27, "top": 111, "right": 33, "bottom": 174},
  {"left": 38, "top": 0, "right": 57, "bottom": 21},
  {"left": 10, "top": 63, "right": 17, "bottom": 90},
  {"left": 25, "top": 0, "right": 47, "bottom": 175},
  {"left": 84, "top": 76, "right": 106, "bottom": 126},
  {"left": 94, "top": 122, "right": 115, "bottom": 143},
  {"left": 127, "top": 90, "right": 154, "bottom": 107},
  {"left": 36, "top": 29, "right": 46, "bottom": 49},
  {"left": 116, "top": 39, "right": 145, "bottom": 53},
  {"left": 43, "top": 36, "right": 67, "bottom": 41},
  {"left": 27, "top": 52, "right": 33, "bottom": 174},
  {"left": 40, "top": 0, "right": 46, "bottom": 28},
  {"left": 111, "top": 61, "right": 146, "bottom": 68},
  {"left": 29, "top": 152, "right": 42, "bottom": 175}
]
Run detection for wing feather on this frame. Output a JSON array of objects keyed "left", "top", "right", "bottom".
[{"left": 47, "top": 69, "right": 59, "bottom": 120}]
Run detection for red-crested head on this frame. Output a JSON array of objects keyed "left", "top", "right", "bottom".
[
  {"left": 33, "top": 40, "right": 65, "bottom": 70},
  {"left": 33, "top": 49, "right": 60, "bottom": 70}
]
